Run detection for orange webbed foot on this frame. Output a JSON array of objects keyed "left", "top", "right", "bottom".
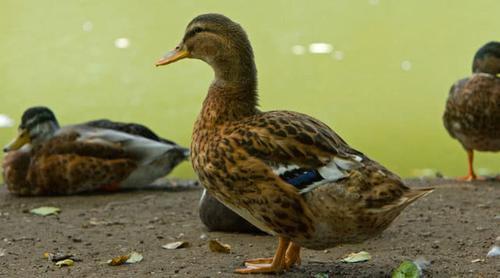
[
  {"left": 235, "top": 237, "right": 290, "bottom": 274},
  {"left": 235, "top": 262, "right": 285, "bottom": 274},
  {"left": 244, "top": 257, "right": 273, "bottom": 265},
  {"left": 236, "top": 240, "right": 301, "bottom": 274}
]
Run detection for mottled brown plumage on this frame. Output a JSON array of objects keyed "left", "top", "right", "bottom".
[
  {"left": 443, "top": 41, "right": 500, "bottom": 181},
  {"left": 157, "top": 13, "right": 433, "bottom": 273},
  {"left": 2, "top": 107, "right": 188, "bottom": 195}
]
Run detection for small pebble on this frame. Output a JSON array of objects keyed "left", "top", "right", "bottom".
[{"left": 420, "top": 231, "right": 432, "bottom": 237}]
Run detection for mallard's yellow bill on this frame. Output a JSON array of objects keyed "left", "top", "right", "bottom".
[
  {"left": 155, "top": 49, "right": 189, "bottom": 66},
  {"left": 3, "top": 130, "right": 29, "bottom": 152}
]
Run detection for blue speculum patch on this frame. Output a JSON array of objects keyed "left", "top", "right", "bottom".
[{"left": 280, "top": 168, "right": 323, "bottom": 189}]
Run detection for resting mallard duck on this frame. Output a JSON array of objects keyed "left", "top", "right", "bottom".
[
  {"left": 2, "top": 106, "right": 189, "bottom": 195},
  {"left": 156, "top": 14, "right": 433, "bottom": 274},
  {"left": 443, "top": 41, "right": 500, "bottom": 181}
]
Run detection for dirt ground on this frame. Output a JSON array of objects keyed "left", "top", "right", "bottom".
[{"left": 0, "top": 179, "right": 498, "bottom": 277}]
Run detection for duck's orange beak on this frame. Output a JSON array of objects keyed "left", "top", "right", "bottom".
[{"left": 155, "top": 47, "right": 190, "bottom": 67}]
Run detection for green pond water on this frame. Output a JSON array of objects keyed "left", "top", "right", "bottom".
[{"left": 1, "top": 0, "right": 499, "bottom": 180}]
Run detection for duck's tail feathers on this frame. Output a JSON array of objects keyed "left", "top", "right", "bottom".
[
  {"left": 403, "top": 187, "right": 434, "bottom": 205},
  {"left": 367, "top": 187, "right": 434, "bottom": 215}
]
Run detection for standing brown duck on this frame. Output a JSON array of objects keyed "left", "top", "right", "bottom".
[
  {"left": 443, "top": 41, "right": 500, "bottom": 181},
  {"left": 156, "top": 14, "right": 433, "bottom": 274}
]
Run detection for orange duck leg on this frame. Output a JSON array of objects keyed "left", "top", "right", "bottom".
[
  {"left": 235, "top": 237, "right": 290, "bottom": 274},
  {"left": 457, "top": 150, "right": 486, "bottom": 181},
  {"left": 243, "top": 241, "right": 301, "bottom": 270}
]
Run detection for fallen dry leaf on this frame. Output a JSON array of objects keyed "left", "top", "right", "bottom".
[
  {"left": 126, "top": 252, "right": 143, "bottom": 264},
  {"left": 55, "top": 259, "right": 74, "bottom": 267},
  {"left": 107, "top": 252, "right": 143, "bottom": 266},
  {"left": 30, "top": 207, "right": 60, "bottom": 216},
  {"left": 162, "top": 241, "right": 189, "bottom": 250},
  {"left": 340, "top": 251, "right": 371, "bottom": 263},
  {"left": 208, "top": 239, "right": 231, "bottom": 253},
  {"left": 108, "top": 255, "right": 130, "bottom": 266}
]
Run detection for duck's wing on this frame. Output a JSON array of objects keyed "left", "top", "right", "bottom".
[
  {"left": 84, "top": 119, "right": 178, "bottom": 145},
  {"left": 225, "top": 111, "right": 366, "bottom": 192},
  {"left": 24, "top": 126, "right": 184, "bottom": 195},
  {"left": 443, "top": 77, "right": 469, "bottom": 139},
  {"left": 82, "top": 119, "right": 189, "bottom": 159},
  {"left": 25, "top": 132, "right": 137, "bottom": 194},
  {"left": 66, "top": 126, "right": 181, "bottom": 165}
]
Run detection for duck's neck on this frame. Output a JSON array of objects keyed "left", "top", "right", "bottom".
[
  {"left": 31, "top": 121, "right": 59, "bottom": 148},
  {"left": 199, "top": 56, "right": 259, "bottom": 126}
]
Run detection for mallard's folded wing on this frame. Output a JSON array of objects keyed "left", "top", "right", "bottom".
[
  {"left": 84, "top": 119, "right": 178, "bottom": 145},
  {"left": 36, "top": 131, "right": 129, "bottom": 159},
  {"left": 224, "top": 111, "right": 365, "bottom": 190}
]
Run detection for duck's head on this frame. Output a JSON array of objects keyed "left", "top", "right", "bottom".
[
  {"left": 472, "top": 41, "right": 500, "bottom": 76},
  {"left": 3, "top": 106, "right": 60, "bottom": 152},
  {"left": 156, "top": 14, "right": 256, "bottom": 83}
]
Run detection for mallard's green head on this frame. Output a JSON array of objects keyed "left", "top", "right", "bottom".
[
  {"left": 473, "top": 41, "right": 500, "bottom": 76},
  {"left": 3, "top": 106, "right": 60, "bottom": 152}
]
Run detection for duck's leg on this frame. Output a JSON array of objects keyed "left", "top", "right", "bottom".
[
  {"left": 284, "top": 242, "right": 301, "bottom": 269},
  {"left": 235, "top": 237, "right": 290, "bottom": 274},
  {"left": 457, "top": 150, "right": 484, "bottom": 181},
  {"left": 244, "top": 241, "right": 301, "bottom": 269}
]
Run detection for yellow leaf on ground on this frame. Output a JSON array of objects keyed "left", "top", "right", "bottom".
[
  {"left": 30, "top": 207, "right": 60, "bottom": 216},
  {"left": 208, "top": 240, "right": 231, "bottom": 253},
  {"left": 340, "top": 251, "right": 371, "bottom": 263},
  {"left": 55, "top": 259, "right": 74, "bottom": 267}
]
